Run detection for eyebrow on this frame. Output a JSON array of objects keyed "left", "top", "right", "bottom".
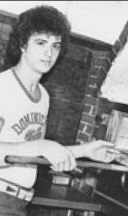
[
  {"left": 35, "top": 39, "right": 62, "bottom": 44},
  {"left": 54, "top": 41, "right": 61, "bottom": 44}
]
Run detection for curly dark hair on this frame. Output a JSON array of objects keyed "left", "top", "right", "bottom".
[{"left": 3, "top": 5, "right": 71, "bottom": 70}]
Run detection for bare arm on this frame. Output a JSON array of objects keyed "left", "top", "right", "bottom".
[
  {"left": 0, "top": 139, "right": 59, "bottom": 157},
  {"left": 0, "top": 139, "right": 76, "bottom": 170},
  {"left": 67, "top": 140, "right": 119, "bottom": 163},
  {"left": 0, "top": 139, "right": 118, "bottom": 170}
]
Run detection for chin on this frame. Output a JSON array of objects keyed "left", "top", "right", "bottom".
[
  {"left": 36, "top": 63, "right": 53, "bottom": 74},
  {"left": 43, "top": 65, "right": 53, "bottom": 73},
  {"left": 36, "top": 67, "right": 51, "bottom": 75},
  {"left": 42, "top": 70, "right": 51, "bottom": 74}
]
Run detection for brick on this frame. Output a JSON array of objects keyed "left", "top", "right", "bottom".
[
  {"left": 88, "top": 84, "right": 97, "bottom": 89},
  {"left": 75, "top": 139, "right": 85, "bottom": 145},
  {"left": 88, "top": 76, "right": 98, "bottom": 86},
  {"left": 123, "top": 21, "right": 128, "bottom": 30},
  {"left": 108, "top": 50, "right": 116, "bottom": 62},
  {"left": 86, "top": 86, "right": 98, "bottom": 97},
  {"left": 83, "top": 104, "right": 92, "bottom": 114},
  {"left": 113, "top": 40, "right": 122, "bottom": 54},
  {"left": 90, "top": 67, "right": 100, "bottom": 76},
  {"left": 81, "top": 114, "right": 95, "bottom": 124},
  {"left": 83, "top": 124, "right": 94, "bottom": 134},
  {"left": 84, "top": 95, "right": 99, "bottom": 106},
  {"left": 119, "top": 33, "right": 127, "bottom": 47},
  {"left": 93, "top": 57, "right": 110, "bottom": 69},
  {"left": 97, "top": 68, "right": 108, "bottom": 88},
  {"left": 93, "top": 50, "right": 111, "bottom": 58},
  {"left": 100, "top": 62, "right": 111, "bottom": 72},
  {"left": 78, "top": 122, "right": 85, "bottom": 131},
  {"left": 91, "top": 106, "right": 97, "bottom": 115},
  {"left": 77, "top": 132, "right": 90, "bottom": 142},
  {"left": 120, "top": 24, "right": 128, "bottom": 37},
  {"left": 99, "top": 67, "right": 108, "bottom": 77}
]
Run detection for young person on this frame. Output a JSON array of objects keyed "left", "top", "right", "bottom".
[{"left": 0, "top": 5, "right": 117, "bottom": 216}]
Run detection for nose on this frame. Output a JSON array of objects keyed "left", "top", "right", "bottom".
[{"left": 45, "top": 45, "right": 52, "bottom": 57}]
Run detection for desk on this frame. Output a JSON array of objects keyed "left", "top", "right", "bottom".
[
  {"left": 6, "top": 156, "right": 128, "bottom": 215},
  {"left": 31, "top": 167, "right": 128, "bottom": 216},
  {"left": 32, "top": 176, "right": 102, "bottom": 212}
]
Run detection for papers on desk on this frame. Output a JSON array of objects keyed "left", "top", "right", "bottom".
[
  {"left": 114, "top": 149, "right": 128, "bottom": 167},
  {"left": 77, "top": 160, "right": 128, "bottom": 172},
  {"left": 77, "top": 148, "right": 128, "bottom": 172}
]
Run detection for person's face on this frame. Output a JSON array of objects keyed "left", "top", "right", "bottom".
[{"left": 21, "top": 32, "right": 61, "bottom": 74}]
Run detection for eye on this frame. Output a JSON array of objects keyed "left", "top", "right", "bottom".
[
  {"left": 37, "top": 41, "right": 45, "bottom": 46},
  {"left": 53, "top": 43, "right": 61, "bottom": 51}
]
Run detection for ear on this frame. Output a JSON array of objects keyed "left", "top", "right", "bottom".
[
  {"left": 21, "top": 47, "right": 25, "bottom": 53},
  {"left": 20, "top": 44, "right": 27, "bottom": 53}
]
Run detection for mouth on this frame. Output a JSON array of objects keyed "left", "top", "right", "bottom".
[
  {"left": 41, "top": 60, "right": 51, "bottom": 66},
  {"left": 41, "top": 60, "right": 50, "bottom": 63}
]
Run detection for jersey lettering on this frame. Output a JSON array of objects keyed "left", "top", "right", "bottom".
[
  {"left": 25, "top": 127, "right": 43, "bottom": 141},
  {"left": 11, "top": 112, "right": 46, "bottom": 135}
]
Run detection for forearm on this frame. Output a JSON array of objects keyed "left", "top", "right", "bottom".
[
  {"left": 0, "top": 139, "right": 77, "bottom": 170},
  {"left": 0, "top": 139, "right": 60, "bottom": 158},
  {"left": 67, "top": 144, "right": 91, "bottom": 159}
]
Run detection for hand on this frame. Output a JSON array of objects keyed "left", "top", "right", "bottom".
[
  {"left": 42, "top": 141, "right": 76, "bottom": 172},
  {"left": 83, "top": 140, "right": 119, "bottom": 163}
]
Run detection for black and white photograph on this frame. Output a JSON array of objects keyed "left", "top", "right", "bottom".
[{"left": 0, "top": 1, "right": 128, "bottom": 216}]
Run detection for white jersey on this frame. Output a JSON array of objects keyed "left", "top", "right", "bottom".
[{"left": 0, "top": 69, "right": 49, "bottom": 188}]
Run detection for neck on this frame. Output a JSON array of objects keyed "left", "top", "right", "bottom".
[{"left": 14, "top": 61, "right": 41, "bottom": 94}]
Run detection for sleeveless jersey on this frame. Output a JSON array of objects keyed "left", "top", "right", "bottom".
[{"left": 0, "top": 69, "right": 49, "bottom": 188}]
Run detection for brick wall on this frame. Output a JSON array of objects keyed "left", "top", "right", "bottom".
[
  {"left": 76, "top": 48, "right": 113, "bottom": 144},
  {"left": 89, "top": 20, "right": 128, "bottom": 142},
  {"left": 113, "top": 21, "right": 128, "bottom": 56},
  {"left": 39, "top": 34, "right": 115, "bottom": 146},
  {"left": 42, "top": 39, "right": 93, "bottom": 146},
  {"left": 0, "top": 10, "right": 16, "bottom": 68}
]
